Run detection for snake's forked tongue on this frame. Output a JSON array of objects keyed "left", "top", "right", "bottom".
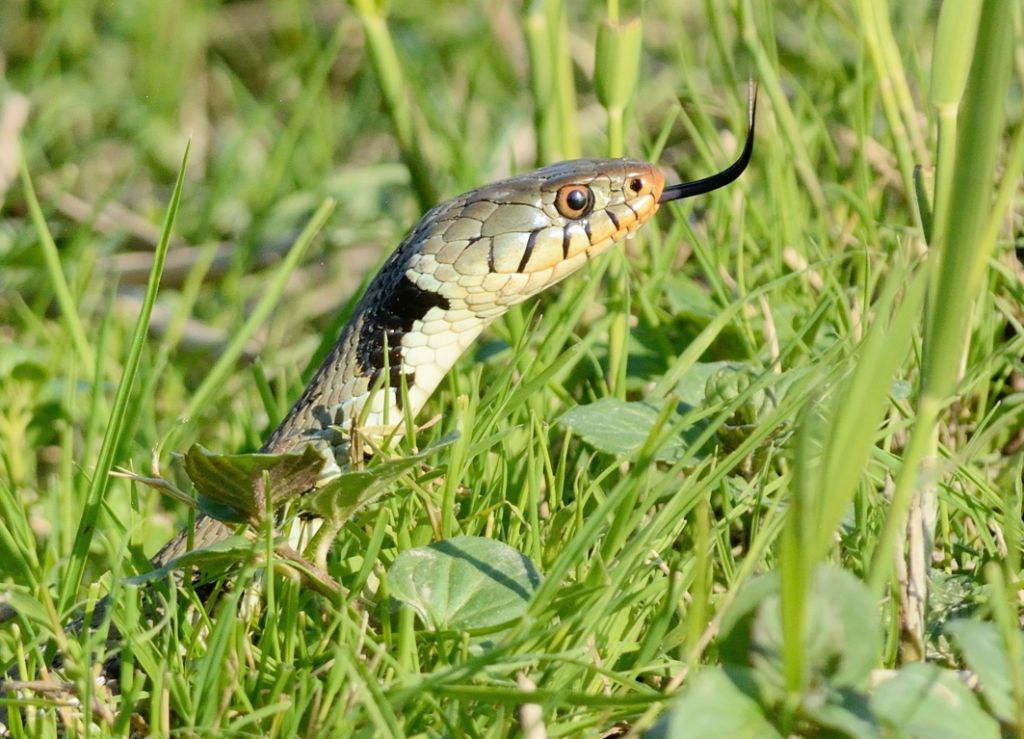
[{"left": 658, "top": 83, "right": 757, "bottom": 204}]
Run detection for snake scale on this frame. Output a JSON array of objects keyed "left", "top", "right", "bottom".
[{"left": 152, "top": 90, "right": 756, "bottom": 568}]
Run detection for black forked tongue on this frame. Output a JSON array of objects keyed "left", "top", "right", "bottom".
[{"left": 659, "top": 83, "right": 757, "bottom": 203}]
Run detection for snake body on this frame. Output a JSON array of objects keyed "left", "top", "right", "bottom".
[{"left": 154, "top": 92, "right": 756, "bottom": 567}]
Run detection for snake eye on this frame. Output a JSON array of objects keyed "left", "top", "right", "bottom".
[
  {"left": 629, "top": 177, "right": 644, "bottom": 193},
  {"left": 555, "top": 184, "right": 594, "bottom": 219}
]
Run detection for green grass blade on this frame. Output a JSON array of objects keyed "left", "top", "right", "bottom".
[
  {"left": 869, "top": 1, "right": 1016, "bottom": 594},
  {"left": 59, "top": 141, "right": 192, "bottom": 613},
  {"left": 168, "top": 198, "right": 336, "bottom": 450},
  {"left": 19, "top": 158, "right": 95, "bottom": 371}
]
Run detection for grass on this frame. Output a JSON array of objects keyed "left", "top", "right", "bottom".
[{"left": 1, "top": 0, "right": 1022, "bottom": 736}]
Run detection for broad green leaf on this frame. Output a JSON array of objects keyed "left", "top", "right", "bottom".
[
  {"left": 719, "top": 565, "right": 880, "bottom": 690},
  {"left": 184, "top": 443, "right": 325, "bottom": 521},
  {"left": 718, "top": 570, "right": 782, "bottom": 667},
  {"left": 946, "top": 619, "right": 1024, "bottom": 723},
  {"left": 197, "top": 496, "right": 251, "bottom": 524},
  {"left": 674, "top": 360, "right": 749, "bottom": 408},
  {"left": 871, "top": 663, "right": 999, "bottom": 739},
  {"left": 660, "top": 275, "right": 721, "bottom": 319},
  {"left": 0, "top": 343, "right": 47, "bottom": 378},
  {"left": 557, "top": 397, "right": 695, "bottom": 462},
  {"left": 800, "top": 689, "right": 879, "bottom": 738},
  {"left": 125, "top": 535, "right": 258, "bottom": 585},
  {"left": 0, "top": 587, "right": 55, "bottom": 630},
  {"left": 645, "top": 667, "right": 782, "bottom": 739},
  {"left": 300, "top": 432, "right": 458, "bottom": 522},
  {"left": 387, "top": 536, "right": 541, "bottom": 631}
]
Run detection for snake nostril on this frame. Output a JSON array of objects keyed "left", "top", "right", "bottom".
[{"left": 629, "top": 177, "right": 644, "bottom": 193}]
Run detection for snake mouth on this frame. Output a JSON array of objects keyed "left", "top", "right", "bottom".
[{"left": 658, "top": 83, "right": 757, "bottom": 204}]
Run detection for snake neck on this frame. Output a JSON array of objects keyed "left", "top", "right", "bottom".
[{"left": 260, "top": 222, "right": 492, "bottom": 458}]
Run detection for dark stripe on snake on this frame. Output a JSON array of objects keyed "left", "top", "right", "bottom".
[
  {"left": 606, "top": 209, "right": 620, "bottom": 231},
  {"left": 517, "top": 229, "right": 540, "bottom": 273},
  {"left": 356, "top": 275, "right": 450, "bottom": 401}
]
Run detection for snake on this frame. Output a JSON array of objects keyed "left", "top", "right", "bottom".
[
  {"left": 149, "top": 91, "right": 757, "bottom": 568},
  {"left": 0, "top": 95, "right": 755, "bottom": 727}
]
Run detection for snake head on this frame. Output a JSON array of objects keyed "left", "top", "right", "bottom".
[
  {"left": 406, "top": 159, "right": 666, "bottom": 311},
  {"left": 408, "top": 85, "right": 756, "bottom": 310}
]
